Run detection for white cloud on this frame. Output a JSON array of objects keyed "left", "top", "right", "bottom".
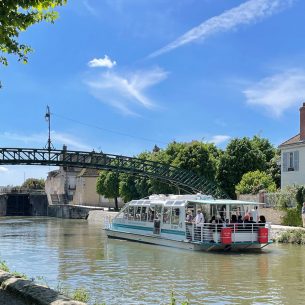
[
  {"left": 52, "top": 132, "right": 92, "bottom": 151},
  {"left": 88, "top": 55, "right": 117, "bottom": 69},
  {"left": 243, "top": 69, "right": 305, "bottom": 117},
  {"left": 86, "top": 68, "right": 168, "bottom": 115},
  {"left": 83, "top": 0, "right": 97, "bottom": 16},
  {"left": 0, "top": 131, "right": 91, "bottom": 151},
  {"left": 208, "top": 135, "right": 231, "bottom": 145},
  {"left": 0, "top": 166, "right": 8, "bottom": 173},
  {"left": 149, "top": 0, "right": 294, "bottom": 58}
]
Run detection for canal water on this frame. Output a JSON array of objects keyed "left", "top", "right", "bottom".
[{"left": 0, "top": 217, "right": 304, "bottom": 305}]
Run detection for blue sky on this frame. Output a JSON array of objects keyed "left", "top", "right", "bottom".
[{"left": 1, "top": 0, "right": 305, "bottom": 185}]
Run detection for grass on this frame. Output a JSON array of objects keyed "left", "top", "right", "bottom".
[{"left": 276, "top": 229, "right": 305, "bottom": 244}]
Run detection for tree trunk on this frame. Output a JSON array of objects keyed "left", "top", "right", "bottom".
[{"left": 114, "top": 196, "right": 119, "bottom": 211}]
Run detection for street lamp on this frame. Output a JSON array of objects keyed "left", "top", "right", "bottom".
[{"left": 45, "top": 105, "right": 54, "bottom": 151}]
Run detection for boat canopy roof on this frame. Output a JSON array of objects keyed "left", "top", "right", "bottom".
[{"left": 127, "top": 194, "right": 263, "bottom": 207}]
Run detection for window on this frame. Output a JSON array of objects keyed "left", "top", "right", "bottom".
[
  {"left": 283, "top": 151, "right": 299, "bottom": 172},
  {"left": 163, "top": 207, "right": 171, "bottom": 224},
  {"left": 171, "top": 208, "right": 180, "bottom": 225}
]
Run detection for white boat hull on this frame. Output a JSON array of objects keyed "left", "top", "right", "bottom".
[{"left": 105, "top": 229, "right": 268, "bottom": 251}]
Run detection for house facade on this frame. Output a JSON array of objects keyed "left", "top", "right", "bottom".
[
  {"left": 45, "top": 165, "right": 124, "bottom": 208},
  {"left": 279, "top": 103, "right": 305, "bottom": 188}
]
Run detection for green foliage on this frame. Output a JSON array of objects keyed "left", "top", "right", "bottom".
[
  {"left": 267, "top": 150, "right": 281, "bottom": 188},
  {"left": 0, "top": 260, "right": 10, "bottom": 272},
  {"left": 295, "top": 185, "right": 305, "bottom": 209},
  {"left": 96, "top": 171, "right": 120, "bottom": 210},
  {"left": 281, "top": 207, "right": 302, "bottom": 227},
  {"left": 72, "top": 288, "right": 90, "bottom": 302},
  {"left": 169, "top": 291, "right": 190, "bottom": 305},
  {"left": 236, "top": 170, "right": 277, "bottom": 195},
  {"left": 0, "top": 1, "right": 66, "bottom": 67},
  {"left": 217, "top": 136, "right": 277, "bottom": 198},
  {"left": 22, "top": 178, "right": 45, "bottom": 189},
  {"left": 276, "top": 229, "right": 305, "bottom": 244}
]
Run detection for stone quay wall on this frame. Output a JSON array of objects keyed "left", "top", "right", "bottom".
[{"left": 0, "top": 270, "right": 86, "bottom": 305}]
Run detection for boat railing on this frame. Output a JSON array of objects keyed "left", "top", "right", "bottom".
[
  {"left": 185, "top": 222, "right": 271, "bottom": 244},
  {"left": 104, "top": 215, "right": 113, "bottom": 229}
]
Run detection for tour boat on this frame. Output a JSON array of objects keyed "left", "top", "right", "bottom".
[{"left": 105, "top": 194, "right": 272, "bottom": 251}]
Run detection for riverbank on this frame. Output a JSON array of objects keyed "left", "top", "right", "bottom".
[{"left": 0, "top": 270, "right": 87, "bottom": 305}]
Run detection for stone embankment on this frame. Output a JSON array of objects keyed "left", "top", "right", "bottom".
[{"left": 0, "top": 271, "right": 87, "bottom": 305}]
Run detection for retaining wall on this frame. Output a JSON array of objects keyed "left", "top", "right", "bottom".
[{"left": 0, "top": 271, "right": 86, "bottom": 305}]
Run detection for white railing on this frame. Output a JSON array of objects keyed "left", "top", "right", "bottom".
[
  {"left": 185, "top": 222, "right": 271, "bottom": 243},
  {"left": 104, "top": 215, "right": 113, "bottom": 229}
]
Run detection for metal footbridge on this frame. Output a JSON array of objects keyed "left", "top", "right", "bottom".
[{"left": 0, "top": 147, "right": 228, "bottom": 198}]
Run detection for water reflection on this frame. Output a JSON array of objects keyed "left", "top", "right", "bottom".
[{"left": 0, "top": 217, "right": 304, "bottom": 304}]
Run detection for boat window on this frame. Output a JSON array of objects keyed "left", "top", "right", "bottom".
[
  {"left": 171, "top": 208, "right": 180, "bottom": 225},
  {"left": 155, "top": 205, "right": 162, "bottom": 220},
  {"left": 128, "top": 206, "right": 135, "bottom": 220},
  {"left": 141, "top": 207, "right": 148, "bottom": 222},
  {"left": 135, "top": 206, "right": 141, "bottom": 221},
  {"left": 163, "top": 207, "right": 171, "bottom": 224},
  {"left": 148, "top": 207, "right": 155, "bottom": 222}
]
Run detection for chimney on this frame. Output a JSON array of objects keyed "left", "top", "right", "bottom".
[{"left": 300, "top": 103, "right": 305, "bottom": 140}]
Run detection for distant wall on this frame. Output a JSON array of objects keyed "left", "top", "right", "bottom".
[
  {"left": 0, "top": 194, "right": 7, "bottom": 216},
  {"left": 30, "top": 194, "right": 48, "bottom": 216},
  {"left": 48, "top": 204, "right": 103, "bottom": 219}
]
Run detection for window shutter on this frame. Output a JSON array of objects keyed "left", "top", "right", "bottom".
[
  {"left": 283, "top": 152, "right": 288, "bottom": 172},
  {"left": 294, "top": 151, "right": 299, "bottom": 171}
]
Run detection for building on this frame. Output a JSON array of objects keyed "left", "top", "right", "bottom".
[
  {"left": 45, "top": 165, "right": 123, "bottom": 208},
  {"left": 279, "top": 103, "right": 305, "bottom": 188}
]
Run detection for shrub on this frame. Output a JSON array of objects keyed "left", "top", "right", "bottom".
[
  {"left": 281, "top": 208, "right": 302, "bottom": 227},
  {"left": 236, "top": 170, "right": 276, "bottom": 195},
  {"left": 277, "top": 229, "right": 305, "bottom": 244}
]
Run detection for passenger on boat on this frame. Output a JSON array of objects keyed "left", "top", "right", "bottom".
[
  {"left": 194, "top": 209, "right": 204, "bottom": 224},
  {"left": 237, "top": 215, "right": 243, "bottom": 223},
  {"left": 186, "top": 211, "right": 193, "bottom": 223},
  {"left": 251, "top": 206, "right": 259, "bottom": 223},
  {"left": 209, "top": 216, "right": 216, "bottom": 224},
  {"left": 231, "top": 214, "right": 237, "bottom": 223},
  {"left": 258, "top": 215, "right": 266, "bottom": 223}
]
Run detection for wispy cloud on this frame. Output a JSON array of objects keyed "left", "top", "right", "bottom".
[
  {"left": 0, "top": 167, "right": 8, "bottom": 173},
  {"left": 86, "top": 68, "right": 168, "bottom": 115},
  {"left": 207, "top": 135, "right": 231, "bottom": 145},
  {"left": 0, "top": 131, "right": 91, "bottom": 151},
  {"left": 83, "top": 0, "right": 98, "bottom": 16},
  {"left": 243, "top": 69, "right": 305, "bottom": 117},
  {"left": 149, "top": 0, "right": 294, "bottom": 58},
  {"left": 88, "top": 55, "right": 117, "bottom": 69}
]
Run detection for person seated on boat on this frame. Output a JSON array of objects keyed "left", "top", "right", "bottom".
[
  {"left": 209, "top": 216, "right": 216, "bottom": 224},
  {"left": 258, "top": 215, "right": 266, "bottom": 224},
  {"left": 237, "top": 215, "right": 243, "bottom": 223},
  {"left": 243, "top": 214, "right": 250, "bottom": 222},
  {"left": 248, "top": 216, "right": 256, "bottom": 223},
  {"left": 231, "top": 214, "right": 237, "bottom": 223}
]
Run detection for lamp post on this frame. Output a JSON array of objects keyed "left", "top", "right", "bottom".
[{"left": 45, "top": 105, "right": 54, "bottom": 153}]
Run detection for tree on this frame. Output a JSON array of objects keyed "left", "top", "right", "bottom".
[
  {"left": 0, "top": 1, "right": 66, "bottom": 76},
  {"left": 119, "top": 174, "right": 140, "bottom": 202},
  {"left": 217, "top": 137, "right": 268, "bottom": 198},
  {"left": 96, "top": 171, "right": 120, "bottom": 210},
  {"left": 172, "top": 141, "right": 218, "bottom": 180},
  {"left": 22, "top": 178, "right": 45, "bottom": 189},
  {"left": 235, "top": 170, "right": 277, "bottom": 195},
  {"left": 267, "top": 149, "right": 281, "bottom": 188}
]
